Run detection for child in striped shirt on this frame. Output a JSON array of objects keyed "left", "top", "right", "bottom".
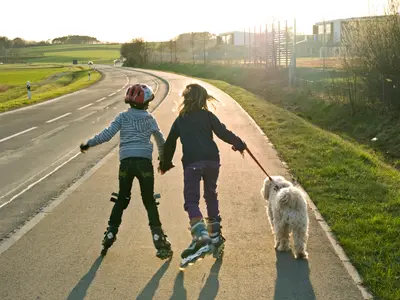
[{"left": 80, "top": 83, "right": 173, "bottom": 259}]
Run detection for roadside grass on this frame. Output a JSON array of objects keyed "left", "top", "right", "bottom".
[
  {"left": 0, "top": 65, "right": 101, "bottom": 112},
  {"left": 209, "top": 80, "right": 399, "bottom": 300},
  {"left": 141, "top": 64, "right": 399, "bottom": 299}
]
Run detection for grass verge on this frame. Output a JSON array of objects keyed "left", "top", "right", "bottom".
[
  {"left": 143, "top": 66, "right": 400, "bottom": 299},
  {"left": 0, "top": 65, "right": 101, "bottom": 112}
]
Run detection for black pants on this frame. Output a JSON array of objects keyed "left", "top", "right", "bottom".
[{"left": 108, "top": 157, "right": 162, "bottom": 229}]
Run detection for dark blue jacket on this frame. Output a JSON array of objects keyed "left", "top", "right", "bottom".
[{"left": 163, "top": 110, "right": 246, "bottom": 168}]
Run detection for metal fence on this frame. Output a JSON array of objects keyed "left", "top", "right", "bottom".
[{"left": 147, "top": 19, "right": 297, "bottom": 68}]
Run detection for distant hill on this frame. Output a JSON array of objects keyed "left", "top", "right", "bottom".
[{"left": 1, "top": 44, "right": 122, "bottom": 64}]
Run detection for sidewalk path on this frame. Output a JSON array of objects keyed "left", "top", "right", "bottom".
[{"left": 0, "top": 69, "right": 364, "bottom": 300}]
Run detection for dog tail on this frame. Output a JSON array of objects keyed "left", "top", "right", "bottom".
[{"left": 278, "top": 187, "right": 307, "bottom": 210}]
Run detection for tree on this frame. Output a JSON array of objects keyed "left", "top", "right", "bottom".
[
  {"left": 340, "top": 0, "right": 400, "bottom": 110},
  {"left": 52, "top": 35, "right": 99, "bottom": 44},
  {"left": 120, "top": 38, "right": 149, "bottom": 67},
  {"left": 12, "top": 37, "right": 26, "bottom": 48}
]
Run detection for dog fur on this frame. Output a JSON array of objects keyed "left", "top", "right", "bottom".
[{"left": 261, "top": 175, "right": 309, "bottom": 259}]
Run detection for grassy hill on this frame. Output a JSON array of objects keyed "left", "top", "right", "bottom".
[{"left": 4, "top": 44, "right": 121, "bottom": 64}]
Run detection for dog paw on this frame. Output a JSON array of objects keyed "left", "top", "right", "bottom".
[
  {"left": 295, "top": 252, "right": 308, "bottom": 259},
  {"left": 277, "top": 244, "right": 290, "bottom": 252}
]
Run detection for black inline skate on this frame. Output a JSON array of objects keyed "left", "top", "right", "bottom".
[
  {"left": 206, "top": 217, "right": 225, "bottom": 259},
  {"left": 101, "top": 226, "right": 118, "bottom": 256},
  {"left": 151, "top": 226, "right": 173, "bottom": 260}
]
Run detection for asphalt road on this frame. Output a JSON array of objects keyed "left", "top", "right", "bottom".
[
  {"left": 0, "top": 67, "right": 366, "bottom": 299},
  {"left": 0, "top": 65, "right": 169, "bottom": 240}
]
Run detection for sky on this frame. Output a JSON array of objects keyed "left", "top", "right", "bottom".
[{"left": 0, "top": 0, "right": 390, "bottom": 43}]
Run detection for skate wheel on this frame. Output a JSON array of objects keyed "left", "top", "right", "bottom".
[
  {"left": 213, "top": 244, "right": 225, "bottom": 259},
  {"left": 156, "top": 249, "right": 173, "bottom": 260}
]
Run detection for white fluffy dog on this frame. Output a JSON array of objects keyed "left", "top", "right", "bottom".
[{"left": 261, "top": 175, "right": 309, "bottom": 259}]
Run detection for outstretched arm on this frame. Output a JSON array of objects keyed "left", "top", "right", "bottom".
[
  {"left": 209, "top": 112, "right": 246, "bottom": 151},
  {"left": 86, "top": 113, "right": 122, "bottom": 147}
]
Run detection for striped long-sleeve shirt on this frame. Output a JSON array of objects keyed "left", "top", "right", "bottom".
[{"left": 87, "top": 108, "right": 165, "bottom": 161}]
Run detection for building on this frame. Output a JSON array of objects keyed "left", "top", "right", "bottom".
[
  {"left": 313, "top": 15, "right": 391, "bottom": 46},
  {"left": 217, "top": 31, "right": 262, "bottom": 46}
]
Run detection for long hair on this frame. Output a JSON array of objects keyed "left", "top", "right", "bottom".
[{"left": 179, "top": 83, "right": 217, "bottom": 116}]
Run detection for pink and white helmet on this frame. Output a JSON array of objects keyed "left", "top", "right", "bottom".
[{"left": 124, "top": 84, "right": 155, "bottom": 108}]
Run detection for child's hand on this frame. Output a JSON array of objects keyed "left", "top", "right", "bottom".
[
  {"left": 158, "top": 166, "right": 166, "bottom": 175},
  {"left": 158, "top": 161, "right": 175, "bottom": 175},
  {"left": 232, "top": 142, "right": 247, "bottom": 157},
  {"left": 80, "top": 143, "right": 90, "bottom": 153}
]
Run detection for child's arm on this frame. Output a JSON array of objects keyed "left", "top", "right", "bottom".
[
  {"left": 160, "top": 119, "right": 179, "bottom": 172},
  {"left": 209, "top": 111, "right": 246, "bottom": 151},
  {"left": 151, "top": 118, "right": 166, "bottom": 162},
  {"left": 86, "top": 113, "right": 122, "bottom": 148}
]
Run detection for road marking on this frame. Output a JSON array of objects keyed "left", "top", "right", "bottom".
[
  {"left": 96, "top": 97, "right": 107, "bottom": 102},
  {"left": 45, "top": 113, "right": 71, "bottom": 123},
  {"left": 73, "top": 111, "right": 96, "bottom": 122},
  {"left": 108, "top": 92, "right": 116, "bottom": 97},
  {"left": 0, "top": 152, "right": 81, "bottom": 210},
  {"left": 0, "top": 148, "right": 78, "bottom": 202},
  {"left": 0, "top": 127, "right": 38, "bottom": 143},
  {"left": 77, "top": 103, "right": 93, "bottom": 110},
  {"left": 31, "top": 124, "right": 70, "bottom": 143}
]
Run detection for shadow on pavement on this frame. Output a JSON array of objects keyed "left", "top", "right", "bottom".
[
  {"left": 67, "top": 255, "right": 104, "bottom": 300},
  {"left": 136, "top": 258, "right": 172, "bottom": 300},
  {"left": 170, "top": 271, "right": 187, "bottom": 300},
  {"left": 274, "top": 251, "right": 316, "bottom": 300},
  {"left": 198, "top": 258, "right": 223, "bottom": 300}
]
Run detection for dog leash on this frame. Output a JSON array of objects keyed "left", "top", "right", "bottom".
[{"left": 245, "top": 147, "right": 280, "bottom": 191}]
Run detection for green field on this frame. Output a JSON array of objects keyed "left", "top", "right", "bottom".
[
  {"left": 5, "top": 44, "right": 121, "bottom": 64},
  {"left": 142, "top": 63, "right": 400, "bottom": 300},
  {"left": 0, "top": 64, "right": 101, "bottom": 112}
]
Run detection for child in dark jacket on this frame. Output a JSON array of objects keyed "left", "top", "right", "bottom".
[
  {"left": 80, "top": 83, "right": 172, "bottom": 259},
  {"left": 159, "top": 83, "right": 246, "bottom": 269}
]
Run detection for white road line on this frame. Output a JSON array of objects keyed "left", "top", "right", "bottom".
[
  {"left": 0, "top": 152, "right": 81, "bottom": 210},
  {"left": 0, "top": 148, "right": 78, "bottom": 202},
  {"left": 45, "top": 113, "right": 71, "bottom": 123},
  {"left": 0, "top": 127, "right": 38, "bottom": 143},
  {"left": 96, "top": 97, "right": 107, "bottom": 102},
  {"left": 77, "top": 103, "right": 93, "bottom": 110},
  {"left": 152, "top": 78, "right": 159, "bottom": 94},
  {"left": 108, "top": 92, "right": 116, "bottom": 97},
  {"left": 73, "top": 111, "right": 96, "bottom": 122},
  {"left": 122, "top": 75, "right": 129, "bottom": 89}
]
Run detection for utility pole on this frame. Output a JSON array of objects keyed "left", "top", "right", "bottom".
[
  {"left": 265, "top": 24, "right": 268, "bottom": 67},
  {"left": 174, "top": 40, "right": 177, "bottom": 63},
  {"left": 244, "top": 28, "right": 246, "bottom": 64},
  {"left": 249, "top": 28, "right": 251, "bottom": 66},
  {"left": 203, "top": 32, "right": 207, "bottom": 64},
  {"left": 169, "top": 40, "right": 173, "bottom": 63},
  {"left": 323, "top": 20, "right": 326, "bottom": 70},
  {"left": 191, "top": 32, "right": 195, "bottom": 64},
  {"left": 160, "top": 42, "right": 163, "bottom": 64}
]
